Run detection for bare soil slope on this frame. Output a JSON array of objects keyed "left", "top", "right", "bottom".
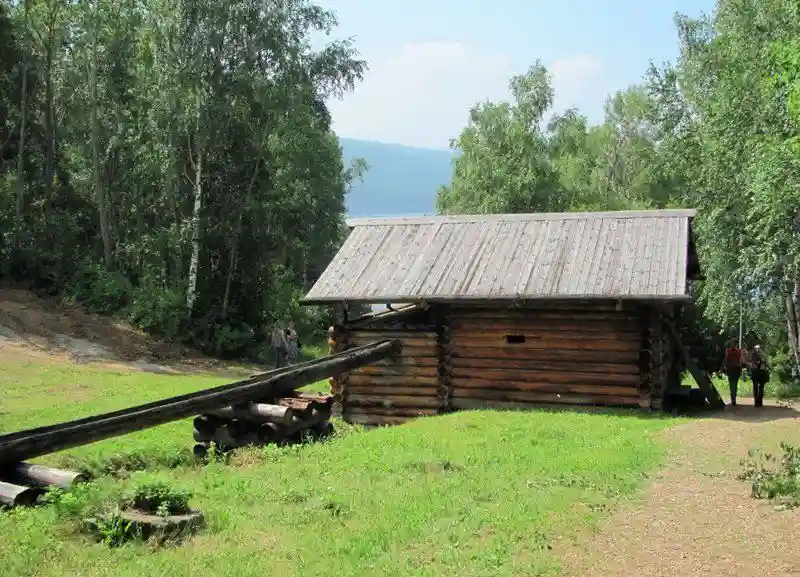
[{"left": 0, "top": 288, "right": 249, "bottom": 375}]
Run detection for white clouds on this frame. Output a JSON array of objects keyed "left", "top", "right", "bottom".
[{"left": 327, "top": 42, "right": 608, "bottom": 150}]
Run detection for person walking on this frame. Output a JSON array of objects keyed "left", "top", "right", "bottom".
[
  {"left": 749, "top": 344, "right": 769, "bottom": 408},
  {"left": 722, "top": 341, "right": 744, "bottom": 407},
  {"left": 284, "top": 323, "right": 300, "bottom": 365},
  {"left": 271, "top": 324, "right": 288, "bottom": 369}
]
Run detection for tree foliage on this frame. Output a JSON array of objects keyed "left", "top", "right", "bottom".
[
  {"left": 0, "top": 0, "right": 365, "bottom": 358},
  {"left": 438, "top": 0, "right": 800, "bottom": 379}
]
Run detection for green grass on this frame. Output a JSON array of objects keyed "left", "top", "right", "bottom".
[{"left": 0, "top": 356, "right": 679, "bottom": 577}]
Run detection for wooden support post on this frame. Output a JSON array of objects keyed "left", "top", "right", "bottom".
[
  {"left": 664, "top": 318, "right": 725, "bottom": 409},
  {"left": 650, "top": 306, "right": 665, "bottom": 411},
  {"left": 638, "top": 306, "right": 653, "bottom": 408},
  {"left": 436, "top": 305, "right": 453, "bottom": 414}
]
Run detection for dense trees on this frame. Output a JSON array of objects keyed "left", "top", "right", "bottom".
[
  {"left": 438, "top": 0, "right": 800, "bottom": 384},
  {"left": 0, "top": 0, "right": 365, "bottom": 358},
  {"left": 3, "top": 0, "right": 800, "bottom": 379}
]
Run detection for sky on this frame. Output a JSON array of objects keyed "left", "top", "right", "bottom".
[{"left": 315, "top": 0, "right": 716, "bottom": 150}]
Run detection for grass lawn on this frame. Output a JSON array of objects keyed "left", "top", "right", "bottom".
[{"left": 0, "top": 355, "right": 679, "bottom": 577}]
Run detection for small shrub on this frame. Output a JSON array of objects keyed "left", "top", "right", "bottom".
[
  {"left": 739, "top": 442, "right": 800, "bottom": 508},
  {"left": 90, "top": 509, "right": 137, "bottom": 548},
  {"left": 124, "top": 481, "right": 191, "bottom": 517},
  {"left": 126, "top": 284, "right": 187, "bottom": 341},
  {"left": 67, "top": 260, "right": 133, "bottom": 314}
]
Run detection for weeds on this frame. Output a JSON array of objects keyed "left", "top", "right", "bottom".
[
  {"left": 124, "top": 480, "right": 191, "bottom": 517},
  {"left": 739, "top": 442, "right": 800, "bottom": 508}
]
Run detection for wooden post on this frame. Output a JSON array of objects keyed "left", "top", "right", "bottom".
[
  {"left": 436, "top": 305, "right": 453, "bottom": 413},
  {"left": 664, "top": 318, "right": 725, "bottom": 409},
  {"left": 650, "top": 305, "right": 665, "bottom": 410},
  {"left": 638, "top": 305, "right": 653, "bottom": 409}
]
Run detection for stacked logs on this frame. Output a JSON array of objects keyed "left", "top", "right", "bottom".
[
  {"left": 342, "top": 307, "right": 441, "bottom": 426},
  {"left": 449, "top": 305, "right": 644, "bottom": 411},
  {"left": 192, "top": 392, "right": 333, "bottom": 457},
  {"left": 0, "top": 463, "right": 87, "bottom": 507},
  {"left": 327, "top": 325, "right": 349, "bottom": 419}
]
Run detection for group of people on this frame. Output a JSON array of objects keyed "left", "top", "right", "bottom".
[
  {"left": 271, "top": 322, "right": 300, "bottom": 368},
  {"left": 722, "top": 342, "right": 770, "bottom": 407}
]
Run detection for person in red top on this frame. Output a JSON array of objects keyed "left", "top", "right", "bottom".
[{"left": 722, "top": 342, "right": 744, "bottom": 407}]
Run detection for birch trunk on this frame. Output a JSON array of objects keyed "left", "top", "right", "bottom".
[
  {"left": 186, "top": 146, "right": 203, "bottom": 312},
  {"left": 90, "top": 9, "right": 113, "bottom": 266},
  {"left": 15, "top": 60, "right": 28, "bottom": 226},
  {"left": 221, "top": 128, "right": 268, "bottom": 320}
]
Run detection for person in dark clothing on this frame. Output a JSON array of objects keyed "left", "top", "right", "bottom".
[
  {"left": 722, "top": 342, "right": 744, "bottom": 407},
  {"left": 749, "top": 344, "right": 769, "bottom": 408}
]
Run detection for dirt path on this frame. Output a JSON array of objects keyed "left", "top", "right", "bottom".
[
  {"left": 0, "top": 288, "right": 257, "bottom": 378},
  {"left": 562, "top": 401, "right": 800, "bottom": 576}
]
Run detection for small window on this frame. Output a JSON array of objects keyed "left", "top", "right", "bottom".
[{"left": 506, "top": 334, "right": 526, "bottom": 344}]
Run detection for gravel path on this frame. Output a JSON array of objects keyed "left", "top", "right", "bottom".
[{"left": 562, "top": 401, "right": 800, "bottom": 577}]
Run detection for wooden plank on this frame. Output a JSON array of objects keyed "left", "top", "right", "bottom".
[
  {"left": 349, "top": 337, "right": 437, "bottom": 348},
  {"left": 351, "top": 365, "right": 439, "bottom": 378},
  {"left": 449, "top": 358, "right": 639, "bottom": 375},
  {"left": 451, "top": 346, "right": 640, "bottom": 364},
  {"left": 452, "top": 391, "right": 639, "bottom": 409},
  {"left": 348, "top": 374, "right": 439, "bottom": 386},
  {"left": 371, "top": 356, "right": 439, "bottom": 368},
  {"left": 451, "top": 310, "right": 639, "bottom": 322},
  {"left": 664, "top": 318, "right": 725, "bottom": 408},
  {"left": 452, "top": 380, "right": 639, "bottom": 397},
  {"left": 346, "top": 385, "right": 439, "bottom": 397},
  {"left": 453, "top": 300, "right": 632, "bottom": 313},
  {"left": 453, "top": 399, "right": 639, "bottom": 411},
  {"left": 450, "top": 336, "right": 640, "bottom": 352},
  {"left": 449, "top": 322, "right": 641, "bottom": 335},
  {"left": 348, "top": 330, "right": 439, "bottom": 340},
  {"left": 450, "top": 368, "right": 640, "bottom": 386},
  {"left": 346, "top": 394, "right": 441, "bottom": 409},
  {"left": 351, "top": 345, "right": 437, "bottom": 359}
]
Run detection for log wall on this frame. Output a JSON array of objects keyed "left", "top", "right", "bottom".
[
  {"left": 341, "top": 307, "right": 442, "bottom": 426},
  {"left": 334, "top": 301, "right": 685, "bottom": 424},
  {"left": 449, "top": 303, "right": 645, "bottom": 410}
]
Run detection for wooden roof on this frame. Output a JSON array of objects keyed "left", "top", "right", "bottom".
[{"left": 303, "top": 209, "right": 701, "bottom": 305}]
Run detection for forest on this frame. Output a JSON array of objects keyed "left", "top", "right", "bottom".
[{"left": 2, "top": 0, "right": 800, "bottom": 381}]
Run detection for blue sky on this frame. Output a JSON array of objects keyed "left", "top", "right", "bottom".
[{"left": 316, "top": 0, "right": 716, "bottom": 150}]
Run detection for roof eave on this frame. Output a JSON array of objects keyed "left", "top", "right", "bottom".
[{"left": 300, "top": 294, "right": 693, "bottom": 306}]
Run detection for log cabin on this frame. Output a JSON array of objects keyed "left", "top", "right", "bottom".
[{"left": 302, "top": 209, "right": 706, "bottom": 426}]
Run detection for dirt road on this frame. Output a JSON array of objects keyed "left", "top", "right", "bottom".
[{"left": 562, "top": 401, "right": 800, "bottom": 576}]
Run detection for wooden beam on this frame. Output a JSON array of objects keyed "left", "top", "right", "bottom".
[
  {"left": 664, "top": 319, "right": 725, "bottom": 409},
  {"left": 0, "top": 340, "right": 402, "bottom": 466}
]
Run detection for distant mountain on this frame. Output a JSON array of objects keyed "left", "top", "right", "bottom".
[{"left": 340, "top": 138, "right": 454, "bottom": 218}]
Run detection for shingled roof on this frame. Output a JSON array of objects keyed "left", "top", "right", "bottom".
[{"left": 302, "top": 209, "right": 701, "bottom": 305}]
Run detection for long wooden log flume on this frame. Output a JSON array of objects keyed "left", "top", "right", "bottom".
[{"left": 0, "top": 339, "right": 401, "bottom": 506}]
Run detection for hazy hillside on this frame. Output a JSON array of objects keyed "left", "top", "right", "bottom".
[{"left": 340, "top": 138, "right": 454, "bottom": 218}]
